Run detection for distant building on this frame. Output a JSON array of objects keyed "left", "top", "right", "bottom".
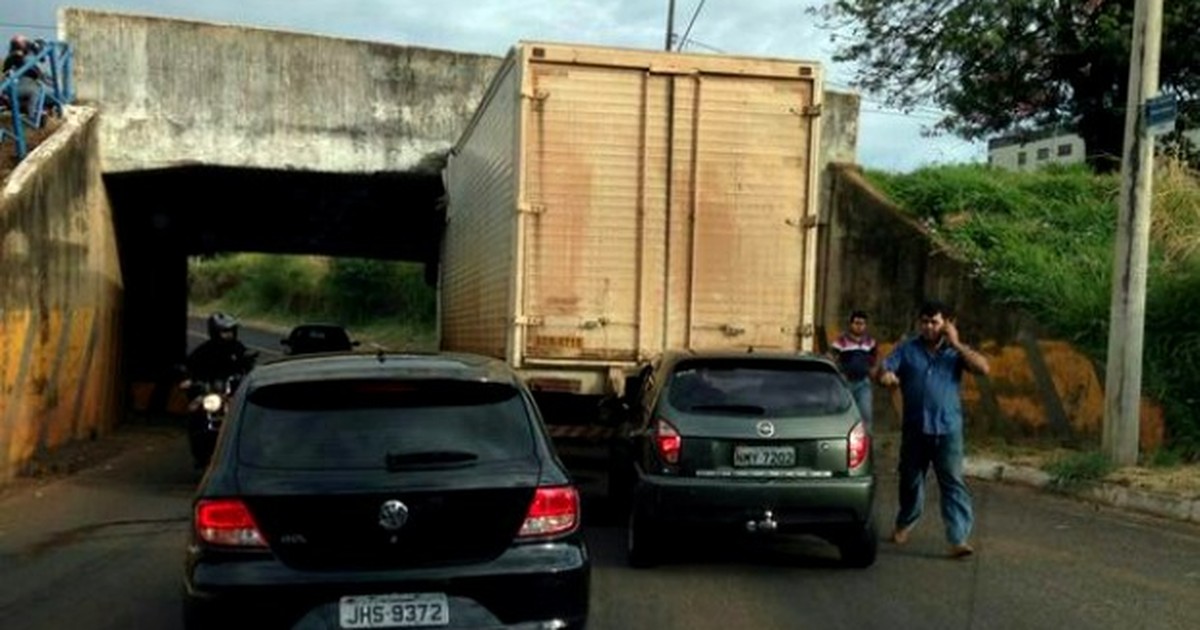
[
  {"left": 987, "top": 129, "right": 1085, "bottom": 172},
  {"left": 988, "top": 128, "right": 1200, "bottom": 171}
]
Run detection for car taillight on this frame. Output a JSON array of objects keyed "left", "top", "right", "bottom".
[
  {"left": 195, "top": 499, "right": 267, "bottom": 548},
  {"left": 655, "top": 418, "right": 682, "bottom": 464},
  {"left": 848, "top": 421, "right": 869, "bottom": 470},
  {"left": 518, "top": 486, "right": 580, "bottom": 539}
]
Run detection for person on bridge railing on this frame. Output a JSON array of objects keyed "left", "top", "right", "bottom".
[{"left": 3, "top": 35, "right": 43, "bottom": 121}]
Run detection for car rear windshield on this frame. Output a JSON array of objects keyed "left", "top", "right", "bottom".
[
  {"left": 238, "top": 379, "right": 535, "bottom": 470},
  {"left": 666, "top": 359, "right": 851, "bottom": 417},
  {"left": 297, "top": 327, "right": 348, "bottom": 343}
]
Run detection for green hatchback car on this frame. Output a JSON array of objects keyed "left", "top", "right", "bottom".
[{"left": 608, "top": 350, "right": 877, "bottom": 568}]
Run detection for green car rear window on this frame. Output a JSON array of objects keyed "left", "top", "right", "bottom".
[{"left": 667, "top": 359, "right": 851, "bottom": 417}]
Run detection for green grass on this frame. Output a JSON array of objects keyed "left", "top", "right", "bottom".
[
  {"left": 1044, "top": 451, "right": 1116, "bottom": 491},
  {"left": 189, "top": 254, "right": 436, "bottom": 351},
  {"left": 867, "top": 162, "right": 1200, "bottom": 460}
]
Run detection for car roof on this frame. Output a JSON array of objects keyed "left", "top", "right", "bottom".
[
  {"left": 247, "top": 352, "right": 523, "bottom": 389},
  {"left": 288, "top": 323, "right": 349, "bottom": 333}
]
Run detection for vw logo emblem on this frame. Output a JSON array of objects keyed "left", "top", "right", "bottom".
[
  {"left": 378, "top": 500, "right": 409, "bottom": 531},
  {"left": 756, "top": 421, "right": 776, "bottom": 438}
]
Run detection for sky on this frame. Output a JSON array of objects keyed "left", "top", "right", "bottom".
[{"left": 2, "top": 0, "right": 985, "bottom": 171}]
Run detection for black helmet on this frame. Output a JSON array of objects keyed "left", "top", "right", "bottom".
[{"left": 206, "top": 312, "right": 239, "bottom": 340}]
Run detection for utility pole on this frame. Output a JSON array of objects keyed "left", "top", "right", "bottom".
[
  {"left": 1104, "top": 0, "right": 1164, "bottom": 466},
  {"left": 665, "top": 0, "right": 677, "bottom": 51}
]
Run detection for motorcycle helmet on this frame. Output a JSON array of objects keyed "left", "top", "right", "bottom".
[{"left": 206, "top": 312, "right": 239, "bottom": 341}]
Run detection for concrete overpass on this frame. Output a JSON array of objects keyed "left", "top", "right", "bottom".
[
  {"left": 0, "top": 8, "right": 504, "bottom": 481},
  {"left": 68, "top": 8, "right": 502, "bottom": 383}
]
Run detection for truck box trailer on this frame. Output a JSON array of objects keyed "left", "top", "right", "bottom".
[{"left": 441, "top": 41, "right": 823, "bottom": 397}]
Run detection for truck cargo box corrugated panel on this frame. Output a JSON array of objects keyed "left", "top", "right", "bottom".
[
  {"left": 441, "top": 56, "right": 520, "bottom": 361},
  {"left": 443, "top": 41, "right": 822, "bottom": 371},
  {"left": 519, "top": 43, "right": 823, "bottom": 364}
]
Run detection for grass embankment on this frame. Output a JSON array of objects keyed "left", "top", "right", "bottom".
[
  {"left": 188, "top": 254, "right": 437, "bottom": 351},
  {"left": 867, "top": 161, "right": 1200, "bottom": 461}
]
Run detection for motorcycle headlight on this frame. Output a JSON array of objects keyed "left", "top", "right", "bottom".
[{"left": 202, "top": 394, "right": 223, "bottom": 413}]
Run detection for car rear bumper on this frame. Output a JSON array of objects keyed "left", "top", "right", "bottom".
[
  {"left": 183, "top": 539, "right": 589, "bottom": 629},
  {"left": 635, "top": 472, "right": 875, "bottom": 531}
]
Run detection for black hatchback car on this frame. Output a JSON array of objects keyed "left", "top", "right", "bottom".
[
  {"left": 182, "top": 352, "right": 589, "bottom": 629},
  {"left": 609, "top": 350, "right": 876, "bottom": 568},
  {"left": 280, "top": 323, "right": 360, "bottom": 355}
]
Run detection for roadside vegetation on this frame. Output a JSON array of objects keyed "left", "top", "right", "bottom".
[
  {"left": 188, "top": 254, "right": 437, "bottom": 351},
  {"left": 867, "top": 160, "right": 1200, "bottom": 461},
  {"left": 191, "top": 163, "right": 1200, "bottom": 462}
]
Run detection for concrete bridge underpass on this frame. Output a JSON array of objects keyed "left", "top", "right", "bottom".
[
  {"left": 65, "top": 6, "right": 503, "bottom": 383},
  {"left": 0, "top": 8, "right": 501, "bottom": 480},
  {"left": 104, "top": 166, "right": 446, "bottom": 384}
]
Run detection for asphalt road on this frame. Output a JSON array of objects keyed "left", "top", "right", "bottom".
[
  {"left": 3, "top": 423, "right": 1199, "bottom": 630},
  {"left": 1, "top": 323, "right": 1197, "bottom": 629}
]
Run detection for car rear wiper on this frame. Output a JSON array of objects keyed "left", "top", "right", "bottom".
[
  {"left": 686, "top": 404, "right": 767, "bottom": 415},
  {"left": 385, "top": 450, "right": 480, "bottom": 471}
]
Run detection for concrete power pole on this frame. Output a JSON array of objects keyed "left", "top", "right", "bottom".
[
  {"left": 1103, "top": 0, "right": 1164, "bottom": 466},
  {"left": 665, "top": 0, "right": 677, "bottom": 51}
]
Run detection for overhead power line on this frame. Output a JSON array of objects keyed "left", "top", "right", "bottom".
[
  {"left": 680, "top": 37, "right": 724, "bottom": 54},
  {"left": 0, "top": 21, "right": 57, "bottom": 32},
  {"left": 862, "top": 107, "right": 945, "bottom": 121},
  {"left": 678, "top": 0, "right": 707, "bottom": 51}
]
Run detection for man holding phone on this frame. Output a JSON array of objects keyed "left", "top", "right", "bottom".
[{"left": 878, "top": 299, "right": 990, "bottom": 558}]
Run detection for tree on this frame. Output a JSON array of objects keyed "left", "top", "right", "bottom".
[{"left": 818, "top": 0, "right": 1200, "bottom": 171}]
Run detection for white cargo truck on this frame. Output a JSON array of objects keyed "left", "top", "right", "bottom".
[{"left": 441, "top": 41, "right": 824, "bottom": 399}]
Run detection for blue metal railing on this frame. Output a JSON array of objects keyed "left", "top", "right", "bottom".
[{"left": 1, "top": 40, "right": 74, "bottom": 161}]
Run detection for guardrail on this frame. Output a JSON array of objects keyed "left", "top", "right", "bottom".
[{"left": 1, "top": 39, "right": 74, "bottom": 161}]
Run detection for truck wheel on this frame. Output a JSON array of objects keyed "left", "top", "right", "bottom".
[
  {"left": 627, "top": 506, "right": 661, "bottom": 568},
  {"left": 606, "top": 449, "right": 633, "bottom": 517}
]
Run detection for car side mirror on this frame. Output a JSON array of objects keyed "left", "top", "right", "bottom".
[
  {"left": 280, "top": 338, "right": 291, "bottom": 346},
  {"left": 351, "top": 340, "right": 361, "bottom": 347}
]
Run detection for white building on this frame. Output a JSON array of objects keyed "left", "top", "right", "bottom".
[
  {"left": 987, "top": 131, "right": 1085, "bottom": 171},
  {"left": 988, "top": 128, "right": 1200, "bottom": 172}
]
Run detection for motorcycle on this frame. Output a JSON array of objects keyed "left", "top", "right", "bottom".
[{"left": 180, "top": 352, "right": 258, "bottom": 469}]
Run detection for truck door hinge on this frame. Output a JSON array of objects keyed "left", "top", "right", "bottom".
[
  {"left": 720, "top": 323, "right": 746, "bottom": 337},
  {"left": 523, "top": 89, "right": 550, "bottom": 111},
  {"left": 791, "top": 104, "right": 822, "bottom": 117},
  {"left": 785, "top": 215, "right": 819, "bottom": 229},
  {"left": 517, "top": 203, "right": 546, "bottom": 215}
]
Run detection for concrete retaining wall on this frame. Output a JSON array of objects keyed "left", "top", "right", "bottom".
[
  {"left": 0, "top": 106, "right": 123, "bottom": 483},
  {"left": 820, "top": 165, "right": 1164, "bottom": 450}
]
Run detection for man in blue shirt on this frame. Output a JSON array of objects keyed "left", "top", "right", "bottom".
[{"left": 878, "top": 300, "right": 990, "bottom": 558}]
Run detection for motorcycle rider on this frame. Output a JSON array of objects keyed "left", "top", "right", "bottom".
[
  {"left": 184, "top": 312, "right": 253, "bottom": 387},
  {"left": 181, "top": 313, "right": 254, "bottom": 468}
]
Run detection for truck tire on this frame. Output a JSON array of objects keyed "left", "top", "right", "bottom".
[{"left": 627, "top": 505, "right": 661, "bottom": 568}]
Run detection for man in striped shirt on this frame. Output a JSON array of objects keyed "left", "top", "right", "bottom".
[{"left": 830, "top": 310, "right": 878, "bottom": 428}]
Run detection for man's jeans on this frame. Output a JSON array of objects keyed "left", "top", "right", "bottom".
[
  {"left": 849, "top": 378, "right": 873, "bottom": 428},
  {"left": 896, "top": 430, "right": 974, "bottom": 545}
]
